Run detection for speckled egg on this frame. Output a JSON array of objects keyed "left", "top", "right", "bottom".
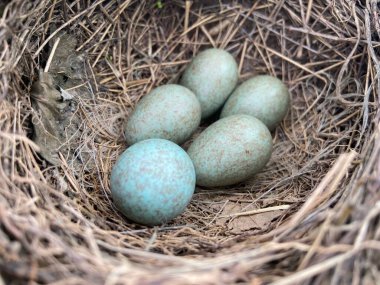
[
  {"left": 187, "top": 115, "right": 272, "bottom": 187},
  {"left": 220, "top": 75, "right": 290, "bottom": 131},
  {"left": 125, "top": 84, "right": 201, "bottom": 145},
  {"left": 110, "top": 139, "right": 196, "bottom": 226},
  {"left": 180, "top": 48, "right": 238, "bottom": 119}
]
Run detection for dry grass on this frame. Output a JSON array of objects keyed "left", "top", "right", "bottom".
[{"left": 0, "top": 0, "right": 379, "bottom": 284}]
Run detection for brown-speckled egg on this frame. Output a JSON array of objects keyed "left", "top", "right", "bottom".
[
  {"left": 110, "top": 139, "right": 196, "bottom": 226},
  {"left": 221, "top": 75, "right": 290, "bottom": 130},
  {"left": 180, "top": 48, "right": 238, "bottom": 119},
  {"left": 187, "top": 114, "right": 273, "bottom": 187},
  {"left": 125, "top": 84, "right": 201, "bottom": 145}
]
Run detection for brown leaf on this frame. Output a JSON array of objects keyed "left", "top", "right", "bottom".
[
  {"left": 215, "top": 202, "right": 285, "bottom": 234},
  {"left": 31, "top": 32, "right": 94, "bottom": 168}
]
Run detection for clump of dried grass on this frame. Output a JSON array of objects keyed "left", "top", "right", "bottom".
[{"left": 0, "top": 0, "right": 379, "bottom": 284}]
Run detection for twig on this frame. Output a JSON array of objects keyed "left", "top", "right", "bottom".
[
  {"left": 220, "top": 205, "right": 290, "bottom": 218},
  {"left": 44, "top": 37, "right": 60, "bottom": 72}
]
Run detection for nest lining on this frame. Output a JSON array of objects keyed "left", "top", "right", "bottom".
[{"left": 0, "top": 0, "right": 379, "bottom": 284}]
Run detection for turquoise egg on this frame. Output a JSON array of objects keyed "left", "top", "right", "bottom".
[
  {"left": 221, "top": 75, "right": 290, "bottom": 130},
  {"left": 125, "top": 84, "right": 201, "bottom": 145},
  {"left": 187, "top": 115, "right": 272, "bottom": 187},
  {"left": 180, "top": 48, "right": 238, "bottom": 119},
  {"left": 110, "top": 139, "right": 196, "bottom": 226}
]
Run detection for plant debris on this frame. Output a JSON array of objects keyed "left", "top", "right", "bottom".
[
  {"left": 214, "top": 202, "right": 287, "bottom": 234},
  {"left": 31, "top": 32, "right": 93, "bottom": 167}
]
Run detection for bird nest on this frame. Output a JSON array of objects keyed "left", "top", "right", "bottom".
[{"left": 1, "top": 1, "right": 379, "bottom": 284}]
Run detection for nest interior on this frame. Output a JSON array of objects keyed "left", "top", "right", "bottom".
[{"left": 1, "top": 0, "right": 380, "bottom": 284}]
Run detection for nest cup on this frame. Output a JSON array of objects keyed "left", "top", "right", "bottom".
[{"left": 1, "top": 1, "right": 379, "bottom": 284}]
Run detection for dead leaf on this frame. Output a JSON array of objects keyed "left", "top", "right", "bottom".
[
  {"left": 31, "top": 31, "right": 94, "bottom": 168},
  {"left": 215, "top": 202, "right": 285, "bottom": 234},
  {"left": 31, "top": 70, "right": 73, "bottom": 164}
]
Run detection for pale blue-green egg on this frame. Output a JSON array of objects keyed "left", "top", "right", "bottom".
[
  {"left": 187, "top": 115, "right": 272, "bottom": 187},
  {"left": 110, "top": 139, "right": 196, "bottom": 226},
  {"left": 125, "top": 84, "right": 201, "bottom": 145},
  {"left": 180, "top": 48, "right": 238, "bottom": 119},
  {"left": 221, "top": 75, "right": 290, "bottom": 130}
]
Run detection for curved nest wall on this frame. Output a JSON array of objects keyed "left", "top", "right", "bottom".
[{"left": 1, "top": 1, "right": 379, "bottom": 284}]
